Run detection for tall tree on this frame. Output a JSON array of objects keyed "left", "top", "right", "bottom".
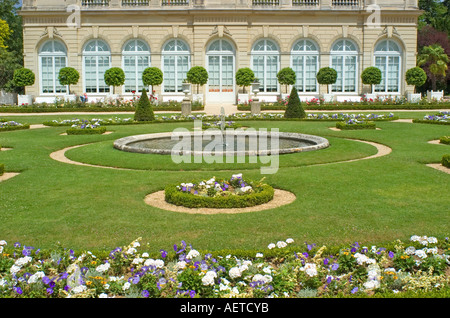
[{"left": 417, "top": 44, "right": 449, "bottom": 91}]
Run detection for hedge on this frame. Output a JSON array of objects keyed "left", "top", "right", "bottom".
[
  {"left": 164, "top": 184, "right": 275, "bottom": 209},
  {"left": 0, "top": 123, "right": 30, "bottom": 132},
  {"left": 0, "top": 163, "right": 4, "bottom": 176},
  {"left": 442, "top": 154, "right": 450, "bottom": 168},
  {"left": 66, "top": 127, "right": 107, "bottom": 135},
  {"left": 336, "top": 121, "right": 377, "bottom": 130},
  {"left": 413, "top": 119, "right": 450, "bottom": 125},
  {"left": 440, "top": 136, "right": 450, "bottom": 145}
]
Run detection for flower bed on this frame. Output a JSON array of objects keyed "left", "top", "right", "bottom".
[
  {"left": 0, "top": 120, "right": 30, "bottom": 132},
  {"left": 44, "top": 117, "right": 135, "bottom": 127},
  {"left": 66, "top": 121, "right": 107, "bottom": 135},
  {"left": 307, "top": 113, "right": 397, "bottom": 121},
  {"left": 0, "top": 234, "right": 448, "bottom": 298},
  {"left": 201, "top": 121, "right": 241, "bottom": 130},
  {"left": 440, "top": 136, "right": 450, "bottom": 145},
  {"left": 335, "top": 120, "right": 377, "bottom": 130},
  {"left": 164, "top": 174, "right": 274, "bottom": 209},
  {"left": 442, "top": 154, "right": 450, "bottom": 168},
  {"left": 413, "top": 112, "right": 450, "bottom": 125}
]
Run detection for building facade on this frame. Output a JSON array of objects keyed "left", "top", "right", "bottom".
[{"left": 20, "top": 0, "right": 422, "bottom": 104}]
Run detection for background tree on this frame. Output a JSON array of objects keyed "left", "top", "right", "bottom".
[
  {"left": 0, "top": 19, "right": 11, "bottom": 49},
  {"left": 277, "top": 67, "right": 296, "bottom": 94},
  {"left": 235, "top": 68, "right": 255, "bottom": 94},
  {"left": 186, "top": 66, "right": 208, "bottom": 94},
  {"left": 58, "top": 67, "right": 80, "bottom": 95},
  {"left": 134, "top": 88, "right": 155, "bottom": 122},
  {"left": 284, "top": 86, "right": 305, "bottom": 119},
  {"left": 417, "top": 44, "right": 449, "bottom": 91},
  {"left": 13, "top": 68, "right": 35, "bottom": 92},
  {"left": 361, "top": 67, "right": 382, "bottom": 93}
]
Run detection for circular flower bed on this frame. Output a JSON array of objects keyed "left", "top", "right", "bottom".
[
  {"left": 164, "top": 174, "right": 275, "bottom": 209},
  {"left": 66, "top": 121, "right": 107, "bottom": 135}
]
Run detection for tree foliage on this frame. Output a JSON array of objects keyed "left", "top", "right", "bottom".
[
  {"left": 142, "top": 67, "right": 163, "bottom": 88},
  {"left": 361, "top": 67, "right": 382, "bottom": 92},
  {"left": 58, "top": 67, "right": 80, "bottom": 94},
  {"left": 405, "top": 67, "right": 427, "bottom": 93},
  {"left": 277, "top": 67, "right": 296, "bottom": 93},
  {"left": 316, "top": 67, "right": 337, "bottom": 94},
  {"left": 13, "top": 68, "right": 35, "bottom": 88},
  {"left": 134, "top": 88, "right": 155, "bottom": 122},
  {"left": 186, "top": 66, "right": 208, "bottom": 94},
  {"left": 235, "top": 68, "right": 255, "bottom": 93},
  {"left": 104, "top": 67, "right": 125, "bottom": 93},
  {"left": 284, "top": 86, "right": 305, "bottom": 119},
  {"left": 418, "top": 44, "right": 449, "bottom": 91}
]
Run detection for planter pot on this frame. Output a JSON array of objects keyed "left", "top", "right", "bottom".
[
  {"left": 182, "top": 83, "right": 192, "bottom": 94},
  {"left": 238, "top": 93, "right": 249, "bottom": 104},
  {"left": 407, "top": 93, "right": 422, "bottom": 103},
  {"left": 17, "top": 94, "right": 33, "bottom": 106},
  {"left": 251, "top": 101, "right": 261, "bottom": 115},
  {"left": 322, "top": 94, "right": 334, "bottom": 103},
  {"left": 427, "top": 90, "right": 444, "bottom": 101},
  {"left": 64, "top": 94, "right": 77, "bottom": 103},
  {"left": 251, "top": 82, "right": 260, "bottom": 94},
  {"left": 192, "top": 93, "right": 204, "bottom": 104}
]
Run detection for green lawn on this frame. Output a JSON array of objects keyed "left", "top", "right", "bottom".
[{"left": 0, "top": 113, "right": 448, "bottom": 253}]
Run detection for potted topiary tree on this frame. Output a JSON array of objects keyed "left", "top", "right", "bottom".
[
  {"left": 284, "top": 85, "right": 306, "bottom": 119},
  {"left": 186, "top": 66, "right": 208, "bottom": 104},
  {"left": 58, "top": 67, "right": 80, "bottom": 102},
  {"left": 277, "top": 67, "right": 296, "bottom": 99},
  {"left": 13, "top": 68, "right": 35, "bottom": 105},
  {"left": 316, "top": 67, "right": 337, "bottom": 103},
  {"left": 134, "top": 88, "right": 155, "bottom": 122},
  {"left": 361, "top": 66, "right": 382, "bottom": 100},
  {"left": 104, "top": 67, "right": 125, "bottom": 100},
  {"left": 235, "top": 68, "right": 255, "bottom": 104},
  {"left": 405, "top": 67, "right": 427, "bottom": 103},
  {"left": 142, "top": 67, "right": 163, "bottom": 104}
]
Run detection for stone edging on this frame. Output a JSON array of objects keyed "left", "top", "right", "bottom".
[
  {"left": 144, "top": 189, "right": 296, "bottom": 215},
  {"left": 0, "top": 172, "right": 20, "bottom": 182}
]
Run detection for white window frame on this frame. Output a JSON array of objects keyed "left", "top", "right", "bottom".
[
  {"left": 38, "top": 40, "right": 68, "bottom": 95},
  {"left": 161, "top": 39, "right": 191, "bottom": 94},
  {"left": 122, "top": 39, "right": 151, "bottom": 95},
  {"left": 330, "top": 39, "right": 359, "bottom": 94},
  {"left": 206, "top": 39, "right": 236, "bottom": 94},
  {"left": 291, "top": 39, "right": 320, "bottom": 94},
  {"left": 82, "top": 39, "right": 112, "bottom": 95},
  {"left": 373, "top": 39, "right": 402, "bottom": 94},
  {"left": 251, "top": 39, "right": 280, "bottom": 94}
]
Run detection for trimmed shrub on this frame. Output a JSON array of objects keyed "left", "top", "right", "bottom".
[
  {"left": 277, "top": 67, "right": 296, "bottom": 94},
  {"left": 104, "top": 67, "right": 125, "bottom": 94},
  {"left": 336, "top": 121, "right": 376, "bottom": 130},
  {"left": 284, "top": 86, "right": 306, "bottom": 119},
  {"left": 66, "top": 127, "right": 107, "bottom": 135},
  {"left": 361, "top": 67, "right": 382, "bottom": 93},
  {"left": 442, "top": 154, "right": 450, "bottom": 168},
  {"left": 58, "top": 67, "right": 80, "bottom": 94},
  {"left": 13, "top": 68, "right": 35, "bottom": 88},
  {"left": 186, "top": 66, "right": 208, "bottom": 94},
  {"left": 142, "top": 67, "right": 163, "bottom": 90},
  {"left": 164, "top": 184, "right": 275, "bottom": 209},
  {"left": 235, "top": 68, "right": 255, "bottom": 93},
  {"left": 316, "top": 67, "right": 337, "bottom": 94},
  {"left": 405, "top": 67, "right": 427, "bottom": 93},
  {"left": 0, "top": 163, "right": 4, "bottom": 176},
  {"left": 440, "top": 136, "right": 450, "bottom": 145},
  {"left": 134, "top": 88, "right": 155, "bottom": 122}
]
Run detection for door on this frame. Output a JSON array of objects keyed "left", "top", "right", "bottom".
[{"left": 206, "top": 39, "right": 235, "bottom": 103}]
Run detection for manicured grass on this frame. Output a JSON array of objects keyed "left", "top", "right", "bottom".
[{"left": 0, "top": 114, "right": 448, "bottom": 253}]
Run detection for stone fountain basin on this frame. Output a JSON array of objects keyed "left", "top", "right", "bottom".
[{"left": 113, "top": 130, "right": 329, "bottom": 156}]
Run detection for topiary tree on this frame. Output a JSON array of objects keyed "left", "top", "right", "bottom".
[
  {"left": 186, "top": 66, "right": 208, "bottom": 94},
  {"left": 58, "top": 67, "right": 80, "bottom": 94},
  {"left": 361, "top": 66, "right": 382, "bottom": 93},
  {"left": 277, "top": 67, "right": 296, "bottom": 94},
  {"left": 104, "top": 67, "right": 125, "bottom": 94},
  {"left": 142, "top": 67, "right": 163, "bottom": 94},
  {"left": 13, "top": 68, "right": 35, "bottom": 92},
  {"left": 284, "top": 86, "right": 305, "bottom": 119},
  {"left": 405, "top": 67, "right": 427, "bottom": 93},
  {"left": 316, "top": 67, "right": 337, "bottom": 94},
  {"left": 235, "top": 68, "right": 255, "bottom": 93},
  {"left": 134, "top": 88, "right": 154, "bottom": 122}
]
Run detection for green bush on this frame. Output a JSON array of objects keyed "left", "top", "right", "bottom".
[
  {"left": 58, "top": 67, "right": 80, "bottom": 94},
  {"left": 405, "top": 67, "right": 427, "bottom": 93},
  {"left": 164, "top": 184, "right": 275, "bottom": 209},
  {"left": 235, "top": 68, "right": 255, "bottom": 93},
  {"left": 277, "top": 67, "right": 296, "bottom": 94},
  {"left": 186, "top": 66, "right": 208, "bottom": 94},
  {"left": 336, "top": 121, "right": 376, "bottom": 130},
  {"left": 440, "top": 136, "right": 450, "bottom": 145},
  {"left": 134, "top": 88, "right": 155, "bottom": 122},
  {"left": 361, "top": 67, "right": 382, "bottom": 93},
  {"left": 0, "top": 163, "right": 4, "bottom": 176},
  {"left": 66, "top": 127, "right": 107, "bottom": 135},
  {"left": 13, "top": 68, "right": 35, "bottom": 88},
  {"left": 142, "top": 67, "right": 163, "bottom": 90},
  {"left": 316, "top": 67, "right": 337, "bottom": 94},
  {"left": 284, "top": 86, "right": 306, "bottom": 119},
  {"left": 442, "top": 154, "right": 450, "bottom": 168},
  {"left": 104, "top": 67, "right": 125, "bottom": 94}
]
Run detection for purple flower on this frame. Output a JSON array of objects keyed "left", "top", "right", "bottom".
[
  {"left": 331, "top": 263, "right": 339, "bottom": 271},
  {"left": 13, "top": 287, "right": 23, "bottom": 294},
  {"left": 141, "top": 290, "right": 150, "bottom": 298},
  {"left": 160, "top": 249, "right": 168, "bottom": 258},
  {"left": 389, "top": 251, "right": 395, "bottom": 258},
  {"left": 47, "top": 288, "right": 53, "bottom": 294},
  {"left": 323, "top": 258, "right": 329, "bottom": 266},
  {"left": 351, "top": 287, "right": 358, "bottom": 294}
]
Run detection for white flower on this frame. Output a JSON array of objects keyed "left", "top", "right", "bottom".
[
  {"left": 132, "top": 257, "right": 144, "bottom": 265},
  {"left": 15, "top": 256, "right": 32, "bottom": 267},
  {"left": 72, "top": 285, "right": 87, "bottom": 294},
  {"left": 0, "top": 240, "right": 7, "bottom": 246},
  {"left": 268, "top": 243, "right": 275, "bottom": 249},
  {"left": 122, "top": 282, "right": 131, "bottom": 291},
  {"left": 96, "top": 263, "right": 110, "bottom": 273},
  {"left": 98, "top": 293, "right": 109, "bottom": 298},
  {"left": 126, "top": 247, "right": 137, "bottom": 255},
  {"left": 10, "top": 265, "right": 21, "bottom": 274},
  {"left": 229, "top": 267, "right": 242, "bottom": 279},
  {"left": 186, "top": 249, "right": 200, "bottom": 260},
  {"left": 405, "top": 246, "right": 416, "bottom": 255},
  {"left": 302, "top": 263, "right": 318, "bottom": 277},
  {"left": 256, "top": 253, "right": 263, "bottom": 258},
  {"left": 363, "top": 279, "right": 380, "bottom": 290},
  {"left": 286, "top": 238, "right": 294, "bottom": 244},
  {"left": 175, "top": 261, "right": 187, "bottom": 270},
  {"left": 201, "top": 271, "right": 217, "bottom": 286},
  {"left": 28, "top": 271, "right": 45, "bottom": 284},
  {"left": 142, "top": 252, "right": 149, "bottom": 258},
  {"left": 415, "top": 249, "right": 427, "bottom": 259},
  {"left": 276, "top": 241, "right": 287, "bottom": 249}
]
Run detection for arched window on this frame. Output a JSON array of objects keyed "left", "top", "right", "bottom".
[
  {"left": 206, "top": 39, "right": 235, "bottom": 98},
  {"left": 291, "top": 39, "right": 319, "bottom": 93},
  {"left": 122, "top": 39, "right": 151, "bottom": 93},
  {"left": 162, "top": 39, "right": 191, "bottom": 93},
  {"left": 374, "top": 39, "right": 402, "bottom": 93},
  {"left": 330, "top": 39, "right": 359, "bottom": 93},
  {"left": 83, "top": 40, "right": 111, "bottom": 94},
  {"left": 251, "top": 39, "right": 280, "bottom": 93},
  {"left": 39, "top": 40, "right": 67, "bottom": 94}
]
